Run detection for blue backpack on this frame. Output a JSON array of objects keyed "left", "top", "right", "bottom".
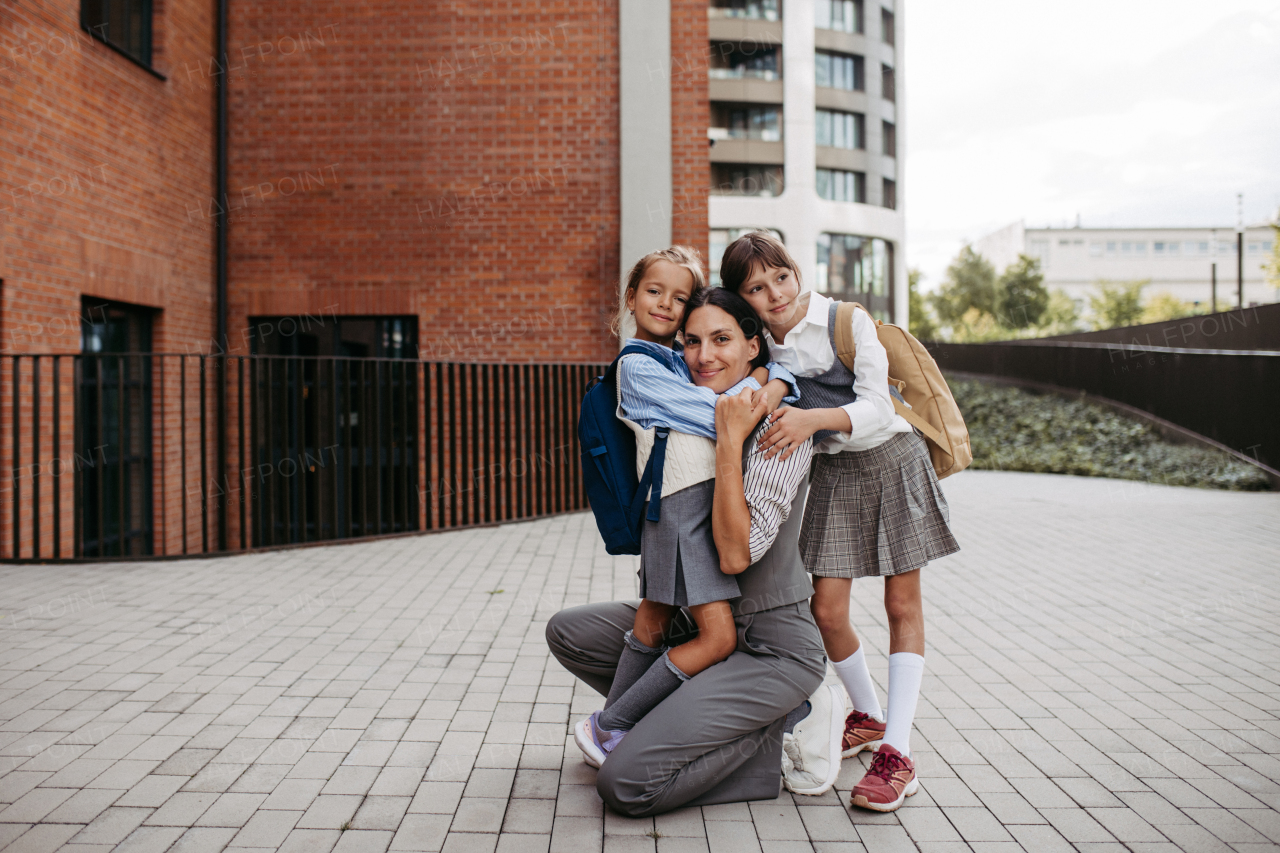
[{"left": 579, "top": 345, "right": 674, "bottom": 555}]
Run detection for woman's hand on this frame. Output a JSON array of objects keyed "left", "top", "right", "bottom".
[
  {"left": 716, "top": 389, "right": 770, "bottom": 447},
  {"left": 758, "top": 406, "right": 847, "bottom": 460}
]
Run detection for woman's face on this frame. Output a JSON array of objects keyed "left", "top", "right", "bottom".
[{"left": 683, "top": 305, "right": 760, "bottom": 394}]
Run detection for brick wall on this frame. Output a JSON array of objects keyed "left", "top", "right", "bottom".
[
  {"left": 225, "top": 1, "right": 630, "bottom": 364},
  {"left": 670, "top": 0, "right": 710, "bottom": 265},
  {"left": 0, "top": 1, "right": 218, "bottom": 558}
]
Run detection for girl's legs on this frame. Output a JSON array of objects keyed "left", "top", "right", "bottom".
[
  {"left": 597, "top": 601, "right": 736, "bottom": 733},
  {"left": 811, "top": 577, "right": 882, "bottom": 719},
  {"left": 882, "top": 569, "right": 925, "bottom": 755},
  {"left": 604, "top": 600, "right": 677, "bottom": 710}
]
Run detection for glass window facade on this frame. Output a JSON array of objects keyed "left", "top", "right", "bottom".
[
  {"left": 709, "top": 0, "right": 780, "bottom": 20},
  {"left": 816, "top": 168, "right": 865, "bottom": 203},
  {"left": 710, "top": 43, "right": 781, "bottom": 80},
  {"left": 815, "top": 109, "right": 864, "bottom": 149},
  {"left": 815, "top": 233, "right": 893, "bottom": 320},
  {"left": 712, "top": 164, "right": 785, "bottom": 197},
  {"left": 815, "top": 0, "right": 862, "bottom": 33},
  {"left": 711, "top": 104, "right": 782, "bottom": 141},
  {"left": 709, "top": 228, "right": 785, "bottom": 286},
  {"left": 815, "top": 51, "right": 863, "bottom": 91}
]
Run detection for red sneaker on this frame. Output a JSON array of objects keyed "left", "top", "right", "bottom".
[
  {"left": 850, "top": 744, "right": 918, "bottom": 812},
  {"left": 841, "top": 710, "right": 886, "bottom": 758}
]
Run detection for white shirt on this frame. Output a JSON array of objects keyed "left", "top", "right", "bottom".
[{"left": 764, "top": 292, "right": 913, "bottom": 454}]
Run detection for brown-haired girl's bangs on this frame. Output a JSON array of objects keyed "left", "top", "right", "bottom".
[{"left": 718, "top": 231, "right": 800, "bottom": 293}]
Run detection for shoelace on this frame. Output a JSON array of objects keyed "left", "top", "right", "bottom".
[
  {"left": 782, "top": 735, "right": 804, "bottom": 772},
  {"left": 847, "top": 711, "right": 876, "bottom": 727},
  {"left": 866, "top": 749, "right": 907, "bottom": 783}
]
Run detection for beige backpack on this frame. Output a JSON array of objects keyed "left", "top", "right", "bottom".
[{"left": 834, "top": 302, "right": 972, "bottom": 480}]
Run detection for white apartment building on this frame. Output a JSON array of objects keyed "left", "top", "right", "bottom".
[
  {"left": 704, "top": 0, "right": 906, "bottom": 322},
  {"left": 975, "top": 221, "right": 1278, "bottom": 309}
]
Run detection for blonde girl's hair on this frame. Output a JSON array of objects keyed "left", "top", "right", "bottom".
[
  {"left": 718, "top": 230, "right": 801, "bottom": 293},
  {"left": 612, "top": 246, "right": 708, "bottom": 338}
]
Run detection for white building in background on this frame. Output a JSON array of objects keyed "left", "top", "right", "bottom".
[
  {"left": 975, "top": 221, "right": 1278, "bottom": 309},
  {"left": 705, "top": 0, "right": 906, "bottom": 323}
]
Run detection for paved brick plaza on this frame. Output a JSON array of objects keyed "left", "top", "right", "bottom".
[{"left": 1, "top": 471, "right": 1277, "bottom": 852}]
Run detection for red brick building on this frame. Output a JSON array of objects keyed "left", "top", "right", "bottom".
[{"left": 0, "top": 0, "right": 709, "bottom": 559}]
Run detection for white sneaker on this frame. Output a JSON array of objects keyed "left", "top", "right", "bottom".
[{"left": 782, "top": 683, "right": 844, "bottom": 796}]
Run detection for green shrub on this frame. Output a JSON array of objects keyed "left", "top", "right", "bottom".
[{"left": 948, "top": 378, "right": 1271, "bottom": 491}]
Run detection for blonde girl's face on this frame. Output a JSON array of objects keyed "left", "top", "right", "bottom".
[
  {"left": 626, "top": 260, "right": 696, "bottom": 344},
  {"left": 682, "top": 305, "right": 759, "bottom": 394},
  {"left": 738, "top": 263, "right": 802, "bottom": 335}
]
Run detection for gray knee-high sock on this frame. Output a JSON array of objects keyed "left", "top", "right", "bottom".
[
  {"left": 596, "top": 650, "right": 689, "bottom": 732},
  {"left": 604, "top": 631, "right": 666, "bottom": 710}
]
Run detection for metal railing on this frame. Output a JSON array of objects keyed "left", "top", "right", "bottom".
[
  {"left": 928, "top": 340, "right": 1280, "bottom": 471},
  {"left": 0, "top": 354, "right": 605, "bottom": 562}
]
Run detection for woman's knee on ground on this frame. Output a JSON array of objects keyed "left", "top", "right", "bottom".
[{"left": 595, "top": 758, "right": 663, "bottom": 817}]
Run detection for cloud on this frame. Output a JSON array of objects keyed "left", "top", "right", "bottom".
[{"left": 904, "top": 1, "right": 1280, "bottom": 288}]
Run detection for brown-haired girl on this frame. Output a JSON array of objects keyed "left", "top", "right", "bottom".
[{"left": 717, "top": 230, "right": 960, "bottom": 812}]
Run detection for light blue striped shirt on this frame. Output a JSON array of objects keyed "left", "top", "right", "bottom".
[{"left": 617, "top": 339, "right": 799, "bottom": 439}]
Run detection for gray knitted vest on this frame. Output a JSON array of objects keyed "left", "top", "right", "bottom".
[{"left": 791, "top": 302, "right": 858, "bottom": 444}]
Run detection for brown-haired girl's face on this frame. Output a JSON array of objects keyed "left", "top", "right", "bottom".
[
  {"left": 626, "top": 259, "right": 695, "bottom": 343},
  {"left": 739, "top": 263, "right": 802, "bottom": 335},
  {"left": 682, "top": 305, "right": 759, "bottom": 394}
]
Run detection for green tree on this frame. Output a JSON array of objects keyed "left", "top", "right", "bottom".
[
  {"left": 995, "top": 255, "right": 1049, "bottom": 329},
  {"left": 931, "top": 246, "right": 998, "bottom": 326},
  {"left": 1038, "top": 289, "right": 1083, "bottom": 335},
  {"left": 907, "top": 268, "right": 939, "bottom": 341},
  {"left": 1088, "top": 280, "right": 1147, "bottom": 329},
  {"left": 1265, "top": 223, "right": 1280, "bottom": 297},
  {"left": 1140, "top": 292, "right": 1199, "bottom": 324}
]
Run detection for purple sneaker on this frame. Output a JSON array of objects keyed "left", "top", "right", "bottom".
[{"left": 573, "top": 711, "right": 627, "bottom": 768}]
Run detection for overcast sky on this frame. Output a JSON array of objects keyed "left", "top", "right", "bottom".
[{"left": 903, "top": 0, "right": 1280, "bottom": 289}]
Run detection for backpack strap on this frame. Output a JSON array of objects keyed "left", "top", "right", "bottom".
[{"left": 608, "top": 344, "right": 678, "bottom": 524}]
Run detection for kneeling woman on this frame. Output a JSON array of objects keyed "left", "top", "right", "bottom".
[{"left": 548, "top": 288, "right": 838, "bottom": 816}]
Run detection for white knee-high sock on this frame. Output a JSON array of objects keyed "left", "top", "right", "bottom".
[
  {"left": 883, "top": 652, "right": 925, "bottom": 756},
  {"left": 831, "top": 646, "right": 883, "bottom": 719}
]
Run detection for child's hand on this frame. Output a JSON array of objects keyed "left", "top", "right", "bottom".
[
  {"left": 716, "top": 390, "right": 770, "bottom": 446},
  {"left": 758, "top": 407, "right": 820, "bottom": 460}
]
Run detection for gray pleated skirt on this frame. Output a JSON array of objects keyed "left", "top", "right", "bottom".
[
  {"left": 639, "top": 479, "right": 740, "bottom": 607},
  {"left": 800, "top": 429, "right": 960, "bottom": 579}
]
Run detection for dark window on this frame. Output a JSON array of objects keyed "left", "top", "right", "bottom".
[
  {"left": 78, "top": 298, "right": 155, "bottom": 557},
  {"left": 711, "top": 164, "right": 785, "bottom": 197},
  {"left": 881, "top": 8, "right": 895, "bottom": 45},
  {"left": 882, "top": 120, "right": 896, "bottom": 157},
  {"left": 709, "top": 0, "right": 780, "bottom": 21},
  {"left": 882, "top": 64, "right": 896, "bottom": 102},
  {"left": 711, "top": 103, "right": 783, "bottom": 141},
  {"left": 709, "top": 42, "right": 781, "bottom": 81},
  {"left": 248, "top": 315, "right": 419, "bottom": 546},
  {"left": 815, "top": 51, "right": 864, "bottom": 91},
  {"left": 82, "top": 0, "right": 153, "bottom": 67},
  {"left": 883, "top": 178, "right": 897, "bottom": 210},
  {"left": 816, "top": 169, "right": 866, "bottom": 203}
]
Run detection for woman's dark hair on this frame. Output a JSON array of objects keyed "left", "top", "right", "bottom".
[{"left": 681, "top": 287, "right": 770, "bottom": 370}]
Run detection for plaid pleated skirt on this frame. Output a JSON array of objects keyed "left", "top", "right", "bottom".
[{"left": 800, "top": 429, "right": 960, "bottom": 579}]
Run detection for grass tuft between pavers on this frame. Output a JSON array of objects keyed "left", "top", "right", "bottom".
[{"left": 947, "top": 377, "right": 1271, "bottom": 491}]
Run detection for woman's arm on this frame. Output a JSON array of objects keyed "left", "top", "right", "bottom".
[
  {"left": 758, "top": 308, "right": 895, "bottom": 459},
  {"left": 711, "top": 392, "right": 766, "bottom": 574}
]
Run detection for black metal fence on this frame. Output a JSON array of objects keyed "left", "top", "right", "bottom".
[
  {"left": 0, "top": 354, "right": 605, "bottom": 562},
  {"left": 929, "top": 340, "right": 1280, "bottom": 470}
]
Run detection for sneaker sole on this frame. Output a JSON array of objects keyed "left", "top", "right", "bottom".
[
  {"left": 785, "top": 684, "right": 846, "bottom": 797},
  {"left": 841, "top": 738, "right": 883, "bottom": 759},
  {"left": 851, "top": 776, "right": 919, "bottom": 812},
  {"left": 573, "top": 717, "right": 604, "bottom": 769}
]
